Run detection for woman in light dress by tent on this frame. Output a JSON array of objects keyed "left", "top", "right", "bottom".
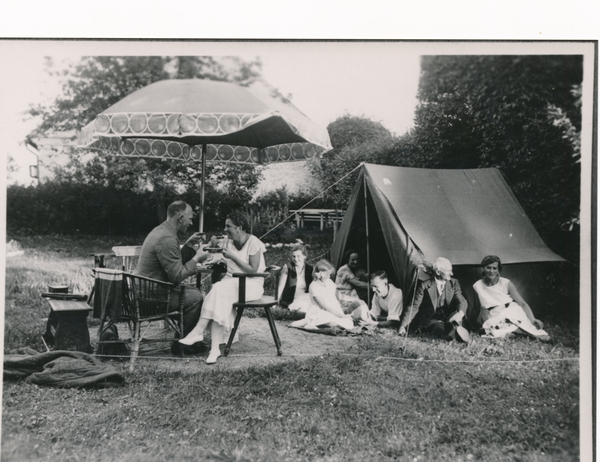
[{"left": 473, "top": 255, "right": 549, "bottom": 341}]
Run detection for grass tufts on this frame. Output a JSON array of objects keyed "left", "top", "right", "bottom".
[{"left": 2, "top": 234, "right": 582, "bottom": 461}]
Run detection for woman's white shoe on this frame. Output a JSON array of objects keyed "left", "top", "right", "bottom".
[
  {"left": 205, "top": 350, "right": 221, "bottom": 364},
  {"left": 178, "top": 333, "right": 204, "bottom": 346}
]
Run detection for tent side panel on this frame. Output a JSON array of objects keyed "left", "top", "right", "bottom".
[
  {"left": 362, "top": 164, "right": 565, "bottom": 265},
  {"left": 438, "top": 169, "right": 565, "bottom": 263}
]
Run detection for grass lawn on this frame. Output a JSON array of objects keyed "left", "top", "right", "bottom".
[{"left": 2, "top": 234, "right": 582, "bottom": 461}]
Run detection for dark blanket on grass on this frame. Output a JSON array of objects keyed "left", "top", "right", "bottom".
[{"left": 3, "top": 348, "right": 125, "bottom": 388}]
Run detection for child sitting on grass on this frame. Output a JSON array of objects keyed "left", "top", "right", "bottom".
[{"left": 290, "top": 259, "right": 355, "bottom": 330}]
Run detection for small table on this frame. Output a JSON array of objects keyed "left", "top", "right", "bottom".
[{"left": 45, "top": 299, "right": 93, "bottom": 353}]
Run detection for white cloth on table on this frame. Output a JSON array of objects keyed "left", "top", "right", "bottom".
[
  {"left": 291, "top": 279, "right": 354, "bottom": 330},
  {"left": 201, "top": 235, "right": 266, "bottom": 344},
  {"left": 473, "top": 278, "right": 548, "bottom": 339}
]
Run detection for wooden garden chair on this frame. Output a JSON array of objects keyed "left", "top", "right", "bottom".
[
  {"left": 112, "top": 246, "right": 142, "bottom": 272},
  {"left": 95, "top": 270, "right": 185, "bottom": 372},
  {"left": 224, "top": 265, "right": 282, "bottom": 358}
]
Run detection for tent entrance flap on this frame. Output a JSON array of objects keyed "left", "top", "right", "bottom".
[
  {"left": 334, "top": 188, "right": 400, "bottom": 287},
  {"left": 330, "top": 169, "right": 422, "bottom": 296}
]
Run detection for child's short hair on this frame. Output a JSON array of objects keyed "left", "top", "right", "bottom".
[
  {"left": 312, "top": 259, "right": 336, "bottom": 280},
  {"left": 371, "top": 270, "right": 387, "bottom": 281}
]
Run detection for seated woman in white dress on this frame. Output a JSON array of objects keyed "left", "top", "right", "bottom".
[
  {"left": 473, "top": 255, "right": 549, "bottom": 341},
  {"left": 179, "top": 212, "right": 266, "bottom": 364},
  {"left": 290, "top": 259, "right": 355, "bottom": 331},
  {"left": 277, "top": 244, "right": 313, "bottom": 313}
]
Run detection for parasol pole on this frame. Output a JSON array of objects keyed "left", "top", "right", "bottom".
[{"left": 199, "top": 143, "right": 206, "bottom": 233}]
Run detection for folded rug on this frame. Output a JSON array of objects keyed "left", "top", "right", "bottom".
[{"left": 4, "top": 349, "right": 125, "bottom": 388}]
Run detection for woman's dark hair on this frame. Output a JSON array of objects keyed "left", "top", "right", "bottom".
[
  {"left": 290, "top": 244, "right": 307, "bottom": 256},
  {"left": 343, "top": 249, "right": 360, "bottom": 265},
  {"left": 481, "top": 255, "right": 502, "bottom": 272},
  {"left": 226, "top": 212, "right": 250, "bottom": 231}
]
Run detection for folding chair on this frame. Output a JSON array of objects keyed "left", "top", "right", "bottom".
[
  {"left": 95, "top": 270, "right": 185, "bottom": 372},
  {"left": 224, "top": 265, "right": 282, "bottom": 357},
  {"left": 112, "top": 246, "right": 142, "bottom": 272}
]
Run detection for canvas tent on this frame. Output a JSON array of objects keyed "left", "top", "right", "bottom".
[{"left": 330, "top": 164, "right": 566, "bottom": 326}]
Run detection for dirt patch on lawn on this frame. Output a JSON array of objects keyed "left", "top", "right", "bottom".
[{"left": 94, "top": 317, "right": 364, "bottom": 374}]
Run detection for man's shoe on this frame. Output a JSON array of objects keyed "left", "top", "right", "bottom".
[
  {"left": 442, "top": 321, "right": 456, "bottom": 341},
  {"left": 455, "top": 326, "right": 471, "bottom": 343},
  {"left": 431, "top": 322, "right": 448, "bottom": 339}
]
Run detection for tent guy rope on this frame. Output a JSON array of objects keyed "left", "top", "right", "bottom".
[
  {"left": 258, "top": 162, "right": 365, "bottom": 241},
  {"left": 93, "top": 352, "right": 579, "bottom": 364}
]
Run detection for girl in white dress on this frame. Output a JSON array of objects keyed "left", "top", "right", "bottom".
[
  {"left": 473, "top": 255, "right": 549, "bottom": 340},
  {"left": 179, "top": 213, "right": 266, "bottom": 364},
  {"left": 290, "top": 260, "right": 355, "bottom": 330}
]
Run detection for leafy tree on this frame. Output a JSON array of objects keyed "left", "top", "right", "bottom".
[
  {"left": 309, "top": 115, "right": 432, "bottom": 210},
  {"left": 410, "top": 55, "right": 582, "bottom": 260},
  {"left": 326, "top": 115, "right": 393, "bottom": 151},
  {"left": 28, "top": 56, "right": 265, "bottom": 223},
  {"left": 6, "top": 154, "right": 23, "bottom": 183},
  {"left": 248, "top": 187, "right": 290, "bottom": 231},
  {"left": 6, "top": 182, "right": 158, "bottom": 236},
  {"left": 309, "top": 115, "right": 397, "bottom": 208}
]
